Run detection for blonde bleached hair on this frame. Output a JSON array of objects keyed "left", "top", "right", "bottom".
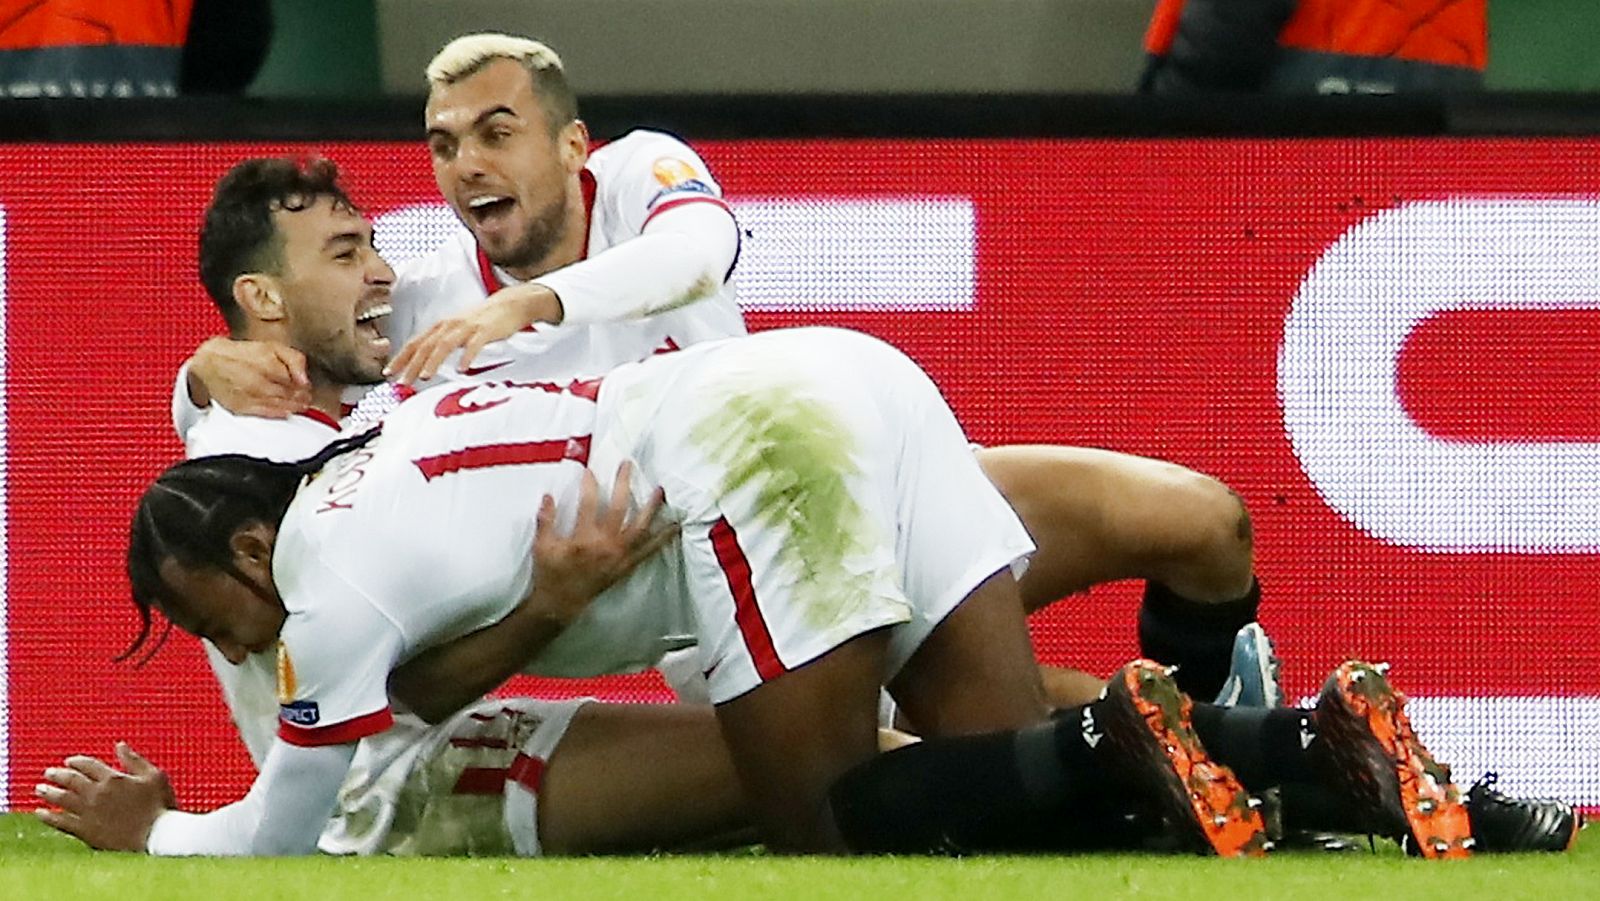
[{"left": 425, "top": 33, "right": 578, "bottom": 133}]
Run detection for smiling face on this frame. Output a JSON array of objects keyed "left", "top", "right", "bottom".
[
  {"left": 424, "top": 57, "right": 589, "bottom": 277},
  {"left": 265, "top": 197, "right": 395, "bottom": 386},
  {"left": 154, "top": 524, "right": 285, "bottom": 666}
]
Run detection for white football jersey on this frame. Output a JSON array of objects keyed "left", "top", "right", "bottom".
[
  {"left": 271, "top": 374, "right": 697, "bottom": 747},
  {"left": 183, "top": 401, "right": 482, "bottom": 855},
  {"left": 388, "top": 129, "right": 747, "bottom": 383}
]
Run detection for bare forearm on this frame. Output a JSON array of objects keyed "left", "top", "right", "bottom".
[{"left": 389, "top": 606, "right": 572, "bottom": 724}]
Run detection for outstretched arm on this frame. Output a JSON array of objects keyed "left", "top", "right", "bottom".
[
  {"left": 389, "top": 463, "right": 676, "bottom": 723},
  {"left": 37, "top": 739, "right": 354, "bottom": 856},
  {"left": 387, "top": 201, "right": 739, "bottom": 383}
]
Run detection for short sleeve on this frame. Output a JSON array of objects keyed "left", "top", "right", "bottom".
[
  {"left": 274, "top": 567, "right": 403, "bottom": 747},
  {"left": 604, "top": 132, "right": 730, "bottom": 238}
]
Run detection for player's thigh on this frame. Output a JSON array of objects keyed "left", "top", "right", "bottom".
[
  {"left": 714, "top": 628, "right": 889, "bottom": 853},
  {"left": 975, "top": 444, "right": 1249, "bottom": 609},
  {"left": 888, "top": 567, "right": 1051, "bottom": 738},
  {"left": 538, "top": 702, "right": 751, "bottom": 854}
]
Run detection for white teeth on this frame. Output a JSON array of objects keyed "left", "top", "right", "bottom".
[
  {"left": 357, "top": 303, "right": 392, "bottom": 324},
  {"left": 468, "top": 195, "right": 508, "bottom": 209}
]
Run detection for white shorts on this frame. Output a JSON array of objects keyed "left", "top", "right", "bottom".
[
  {"left": 321, "top": 696, "right": 591, "bottom": 857},
  {"left": 629, "top": 328, "right": 1035, "bottom": 703}
]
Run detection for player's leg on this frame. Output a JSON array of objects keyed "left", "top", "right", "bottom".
[
  {"left": 536, "top": 702, "right": 752, "bottom": 854},
  {"left": 713, "top": 629, "right": 892, "bottom": 852},
  {"left": 975, "top": 444, "right": 1261, "bottom": 699},
  {"left": 974, "top": 444, "right": 1253, "bottom": 607},
  {"left": 887, "top": 567, "right": 1050, "bottom": 737}
]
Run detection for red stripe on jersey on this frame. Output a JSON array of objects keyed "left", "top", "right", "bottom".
[
  {"left": 508, "top": 752, "right": 546, "bottom": 795},
  {"left": 278, "top": 707, "right": 394, "bottom": 747},
  {"left": 448, "top": 736, "right": 511, "bottom": 749},
  {"left": 412, "top": 435, "right": 592, "bottom": 482},
  {"left": 709, "top": 517, "right": 786, "bottom": 681},
  {"left": 451, "top": 766, "right": 509, "bottom": 795},
  {"left": 642, "top": 195, "right": 732, "bottom": 230},
  {"left": 296, "top": 408, "right": 341, "bottom": 430}
]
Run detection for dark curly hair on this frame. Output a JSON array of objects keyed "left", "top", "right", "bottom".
[{"left": 197, "top": 157, "right": 355, "bottom": 331}]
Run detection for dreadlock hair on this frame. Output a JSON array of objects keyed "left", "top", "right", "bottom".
[
  {"left": 122, "top": 428, "right": 382, "bottom": 664},
  {"left": 197, "top": 156, "right": 355, "bottom": 332}
]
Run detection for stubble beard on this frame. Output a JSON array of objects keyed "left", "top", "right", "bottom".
[{"left": 487, "top": 191, "right": 569, "bottom": 275}]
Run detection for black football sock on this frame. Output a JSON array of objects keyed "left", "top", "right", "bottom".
[
  {"left": 1278, "top": 781, "right": 1373, "bottom": 834},
  {"left": 1188, "top": 702, "right": 1318, "bottom": 791},
  {"left": 1138, "top": 578, "right": 1260, "bottom": 699},
  {"left": 829, "top": 703, "right": 1132, "bottom": 854}
]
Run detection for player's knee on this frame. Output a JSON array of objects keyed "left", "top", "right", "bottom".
[{"left": 1169, "top": 471, "right": 1254, "bottom": 590}]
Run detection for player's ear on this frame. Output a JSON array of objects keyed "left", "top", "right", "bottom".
[
  {"left": 234, "top": 274, "right": 286, "bottom": 322},
  {"left": 559, "top": 119, "right": 589, "bottom": 173}
]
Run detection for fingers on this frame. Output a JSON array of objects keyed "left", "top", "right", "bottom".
[
  {"left": 602, "top": 461, "right": 635, "bottom": 530},
  {"left": 575, "top": 468, "right": 600, "bottom": 528},
  {"left": 384, "top": 330, "right": 421, "bottom": 381},
  {"left": 35, "top": 807, "right": 82, "bottom": 835},
  {"left": 272, "top": 345, "right": 311, "bottom": 390},
  {"left": 116, "top": 742, "right": 154, "bottom": 776},
  {"left": 65, "top": 755, "right": 118, "bottom": 781},
  {"left": 35, "top": 781, "right": 79, "bottom": 811},
  {"left": 627, "top": 485, "right": 667, "bottom": 535},
  {"left": 42, "top": 766, "right": 93, "bottom": 793},
  {"left": 416, "top": 324, "right": 469, "bottom": 383},
  {"left": 621, "top": 520, "right": 681, "bottom": 571},
  {"left": 458, "top": 330, "right": 494, "bottom": 374},
  {"left": 388, "top": 321, "right": 456, "bottom": 384}
]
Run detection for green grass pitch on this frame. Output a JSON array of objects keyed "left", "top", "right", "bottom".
[{"left": 1, "top": 813, "right": 1593, "bottom": 900}]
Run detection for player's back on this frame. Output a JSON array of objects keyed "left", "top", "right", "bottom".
[{"left": 275, "top": 374, "right": 694, "bottom": 677}]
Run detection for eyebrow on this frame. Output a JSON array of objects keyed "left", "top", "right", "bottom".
[
  {"left": 322, "top": 229, "right": 370, "bottom": 250},
  {"left": 426, "top": 105, "right": 518, "bottom": 140}
]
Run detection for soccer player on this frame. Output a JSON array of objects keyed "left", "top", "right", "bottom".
[
  {"left": 39, "top": 159, "right": 1546, "bottom": 859},
  {"left": 175, "top": 31, "right": 1266, "bottom": 705}
]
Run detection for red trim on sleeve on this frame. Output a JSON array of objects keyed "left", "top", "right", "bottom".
[
  {"left": 642, "top": 195, "right": 732, "bottom": 230},
  {"left": 295, "top": 408, "right": 342, "bottom": 431},
  {"left": 709, "top": 517, "right": 787, "bottom": 681},
  {"left": 278, "top": 707, "right": 394, "bottom": 747},
  {"left": 508, "top": 752, "right": 547, "bottom": 794}
]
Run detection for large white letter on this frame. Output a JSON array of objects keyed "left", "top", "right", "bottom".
[{"left": 1280, "top": 199, "right": 1600, "bottom": 552}]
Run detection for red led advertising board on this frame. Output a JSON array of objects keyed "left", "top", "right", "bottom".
[{"left": 1, "top": 138, "right": 1596, "bottom": 811}]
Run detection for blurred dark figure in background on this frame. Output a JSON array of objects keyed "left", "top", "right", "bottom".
[
  {"left": 0, "top": 0, "right": 270, "bottom": 97},
  {"left": 181, "top": 0, "right": 273, "bottom": 94},
  {"left": 1139, "top": 0, "right": 1487, "bottom": 95}
]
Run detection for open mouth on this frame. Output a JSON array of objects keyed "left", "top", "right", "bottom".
[
  {"left": 467, "top": 194, "right": 516, "bottom": 225},
  {"left": 356, "top": 303, "right": 392, "bottom": 348}
]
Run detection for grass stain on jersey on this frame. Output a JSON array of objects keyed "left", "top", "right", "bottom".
[{"left": 688, "top": 382, "right": 899, "bottom": 634}]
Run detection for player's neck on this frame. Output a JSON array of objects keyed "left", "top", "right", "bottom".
[{"left": 308, "top": 382, "right": 345, "bottom": 421}]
